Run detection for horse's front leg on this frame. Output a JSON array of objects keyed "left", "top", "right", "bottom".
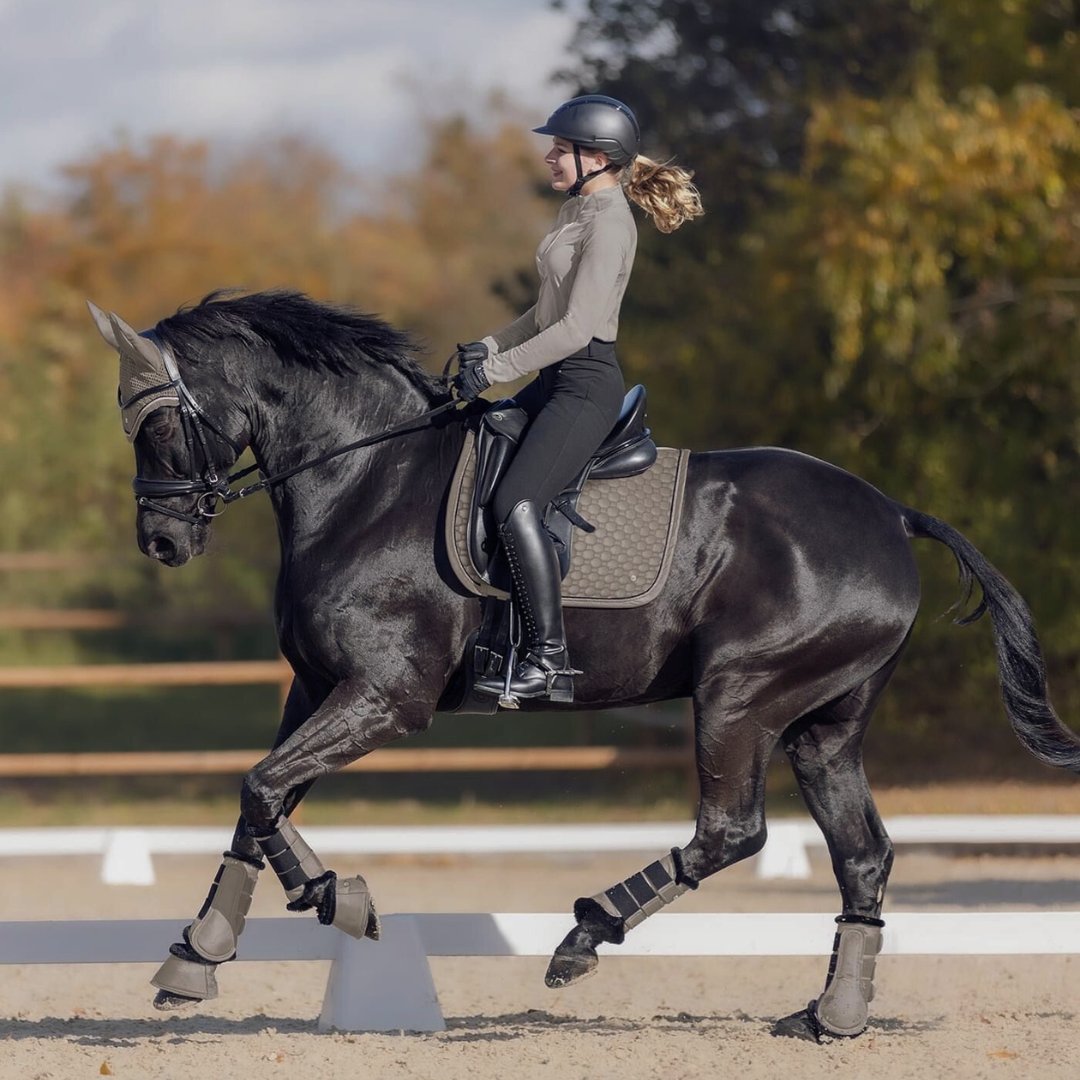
[
  {"left": 238, "top": 678, "right": 433, "bottom": 933},
  {"left": 151, "top": 678, "right": 324, "bottom": 1010}
]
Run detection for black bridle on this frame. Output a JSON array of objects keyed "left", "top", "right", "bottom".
[{"left": 131, "top": 338, "right": 462, "bottom": 525}]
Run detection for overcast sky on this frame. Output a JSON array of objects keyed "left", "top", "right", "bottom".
[{"left": 0, "top": 0, "right": 579, "bottom": 191}]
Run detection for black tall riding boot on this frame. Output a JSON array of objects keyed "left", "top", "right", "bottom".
[{"left": 475, "top": 499, "right": 577, "bottom": 705}]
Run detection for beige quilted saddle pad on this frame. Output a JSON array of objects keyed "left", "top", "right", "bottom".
[{"left": 445, "top": 430, "right": 690, "bottom": 609}]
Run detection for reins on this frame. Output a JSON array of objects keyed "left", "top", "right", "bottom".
[
  {"left": 132, "top": 345, "right": 465, "bottom": 525},
  {"left": 220, "top": 397, "right": 463, "bottom": 501}
]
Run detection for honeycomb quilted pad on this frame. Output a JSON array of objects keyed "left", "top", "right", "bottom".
[{"left": 445, "top": 431, "right": 690, "bottom": 608}]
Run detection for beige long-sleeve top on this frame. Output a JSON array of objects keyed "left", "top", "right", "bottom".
[{"left": 481, "top": 185, "right": 637, "bottom": 384}]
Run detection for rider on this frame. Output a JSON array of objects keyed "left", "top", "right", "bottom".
[{"left": 452, "top": 94, "right": 703, "bottom": 703}]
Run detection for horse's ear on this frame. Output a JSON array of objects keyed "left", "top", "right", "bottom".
[
  {"left": 104, "top": 309, "right": 177, "bottom": 441},
  {"left": 86, "top": 300, "right": 119, "bottom": 349},
  {"left": 89, "top": 303, "right": 166, "bottom": 374},
  {"left": 106, "top": 310, "right": 167, "bottom": 371}
]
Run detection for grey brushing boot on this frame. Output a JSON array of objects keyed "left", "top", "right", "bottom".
[
  {"left": 808, "top": 917, "right": 883, "bottom": 1038},
  {"left": 475, "top": 499, "right": 578, "bottom": 704}
]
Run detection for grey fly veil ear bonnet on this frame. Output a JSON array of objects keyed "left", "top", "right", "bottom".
[{"left": 87, "top": 300, "right": 180, "bottom": 441}]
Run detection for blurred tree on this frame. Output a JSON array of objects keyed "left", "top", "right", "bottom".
[
  {"left": 555, "top": 0, "right": 927, "bottom": 219},
  {"left": 773, "top": 75, "right": 1078, "bottom": 402},
  {"left": 926, "top": 0, "right": 1079, "bottom": 101},
  {"left": 382, "top": 107, "right": 554, "bottom": 351},
  {"left": 557, "top": 0, "right": 1079, "bottom": 442},
  {"left": 0, "top": 107, "right": 550, "bottom": 617},
  {"left": 556, "top": 0, "right": 1080, "bottom": 772}
]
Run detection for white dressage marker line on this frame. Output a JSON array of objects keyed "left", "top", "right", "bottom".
[
  {"left": 0, "top": 823, "right": 693, "bottom": 886},
  {"left": 756, "top": 815, "right": 1080, "bottom": 880},
  {"left": 2, "top": 817, "right": 1080, "bottom": 885}
]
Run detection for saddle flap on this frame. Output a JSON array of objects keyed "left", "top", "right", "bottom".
[
  {"left": 481, "top": 403, "right": 529, "bottom": 442},
  {"left": 446, "top": 433, "right": 691, "bottom": 610},
  {"left": 475, "top": 404, "right": 528, "bottom": 507}
]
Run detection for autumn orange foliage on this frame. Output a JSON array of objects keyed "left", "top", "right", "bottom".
[{"left": 0, "top": 115, "right": 552, "bottom": 551}]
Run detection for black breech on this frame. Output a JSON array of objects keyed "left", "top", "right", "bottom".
[{"left": 492, "top": 340, "right": 626, "bottom": 523}]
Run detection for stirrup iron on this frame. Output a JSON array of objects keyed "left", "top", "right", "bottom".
[{"left": 539, "top": 657, "right": 581, "bottom": 705}]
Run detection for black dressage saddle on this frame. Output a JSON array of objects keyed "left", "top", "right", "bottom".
[{"left": 468, "top": 384, "right": 657, "bottom": 586}]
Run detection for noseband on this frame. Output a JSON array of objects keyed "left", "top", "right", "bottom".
[
  {"left": 131, "top": 337, "right": 462, "bottom": 525},
  {"left": 129, "top": 332, "right": 248, "bottom": 525}
]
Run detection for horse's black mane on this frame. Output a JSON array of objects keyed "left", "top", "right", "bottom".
[{"left": 154, "top": 290, "right": 437, "bottom": 396}]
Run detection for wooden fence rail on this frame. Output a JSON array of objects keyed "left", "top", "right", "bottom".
[
  {"left": 0, "top": 660, "right": 291, "bottom": 690},
  {"left": 0, "top": 658, "right": 690, "bottom": 779},
  {"left": 0, "top": 608, "right": 271, "bottom": 631},
  {"left": 0, "top": 745, "right": 688, "bottom": 778},
  {"left": 0, "top": 595, "right": 691, "bottom": 782},
  {"left": 0, "top": 553, "right": 109, "bottom": 572}
]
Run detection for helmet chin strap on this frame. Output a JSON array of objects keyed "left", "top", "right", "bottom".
[{"left": 567, "top": 144, "right": 615, "bottom": 197}]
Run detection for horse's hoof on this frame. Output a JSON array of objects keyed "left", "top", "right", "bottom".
[
  {"left": 806, "top": 997, "right": 866, "bottom": 1041},
  {"left": 333, "top": 874, "right": 380, "bottom": 940},
  {"left": 544, "top": 946, "right": 598, "bottom": 988},
  {"left": 152, "top": 989, "right": 201, "bottom": 1011},
  {"left": 150, "top": 948, "right": 219, "bottom": 1003}
]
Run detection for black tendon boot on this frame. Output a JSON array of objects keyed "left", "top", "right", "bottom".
[{"left": 476, "top": 500, "right": 578, "bottom": 704}]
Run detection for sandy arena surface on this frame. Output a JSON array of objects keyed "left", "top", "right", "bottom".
[{"left": 2, "top": 843, "right": 1079, "bottom": 1079}]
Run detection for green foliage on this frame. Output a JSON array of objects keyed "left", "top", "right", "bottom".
[
  {"left": 560, "top": 0, "right": 1080, "bottom": 769},
  {"left": 789, "top": 76, "right": 1078, "bottom": 380},
  {"left": 922, "top": 0, "right": 1080, "bottom": 101}
]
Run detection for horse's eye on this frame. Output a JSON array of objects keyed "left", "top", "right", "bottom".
[{"left": 146, "top": 417, "right": 175, "bottom": 443}]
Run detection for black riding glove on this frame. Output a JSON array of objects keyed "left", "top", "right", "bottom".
[
  {"left": 456, "top": 341, "right": 489, "bottom": 365},
  {"left": 452, "top": 341, "right": 491, "bottom": 402}
]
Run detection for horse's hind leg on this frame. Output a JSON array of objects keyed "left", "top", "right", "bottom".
[
  {"left": 781, "top": 658, "right": 902, "bottom": 1039},
  {"left": 546, "top": 677, "right": 775, "bottom": 987}
]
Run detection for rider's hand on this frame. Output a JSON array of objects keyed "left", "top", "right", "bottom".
[
  {"left": 452, "top": 360, "right": 491, "bottom": 402},
  {"left": 456, "top": 341, "right": 489, "bottom": 365},
  {"left": 452, "top": 341, "right": 491, "bottom": 401}
]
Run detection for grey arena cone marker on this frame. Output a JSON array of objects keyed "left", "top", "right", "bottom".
[{"left": 318, "top": 915, "right": 444, "bottom": 1033}]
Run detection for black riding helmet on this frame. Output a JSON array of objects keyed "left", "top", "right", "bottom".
[{"left": 533, "top": 95, "right": 641, "bottom": 195}]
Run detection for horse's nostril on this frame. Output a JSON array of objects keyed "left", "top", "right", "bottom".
[{"left": 147, "top": 536, "right": 177, "bottom": 561}]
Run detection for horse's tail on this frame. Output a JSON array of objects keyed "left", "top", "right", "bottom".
[{"left": 902, "top": 506, "right": 1080, "bottom": 774}]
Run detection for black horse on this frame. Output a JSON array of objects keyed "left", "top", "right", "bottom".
[{"left": 89, "top": 290, "right": 1078, "bottom": 1038}]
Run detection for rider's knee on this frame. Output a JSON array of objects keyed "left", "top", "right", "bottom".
[{"left": 493, "top": 491, "right": 537, "bottom": 525}]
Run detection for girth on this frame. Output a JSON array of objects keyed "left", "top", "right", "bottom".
[{"left": 468, "top": 384, "right": 657, "bottom": 586}]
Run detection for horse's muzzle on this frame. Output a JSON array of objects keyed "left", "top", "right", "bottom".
[{"left": 138, "top": 516, "right": 207, "bottom": 567}]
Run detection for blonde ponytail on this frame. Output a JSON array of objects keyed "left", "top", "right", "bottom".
[{"left": 623, "top": 155, "right": 704, "bottom": 233}]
